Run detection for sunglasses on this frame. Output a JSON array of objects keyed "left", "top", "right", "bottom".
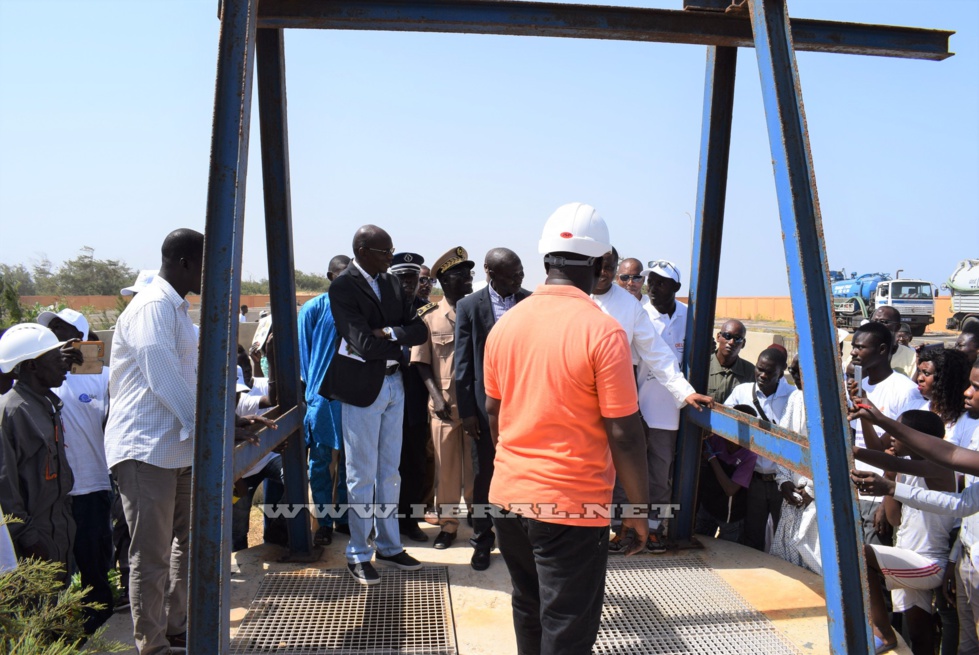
[
  {"left": 618, "top": 274, "right": 643, "bottom": 283},
  {"left": 418, "top": 277, "right": 433, "bottom": 285},
  {"left": 366, "top": 247, "right": 395, "bottom": 256},
  {"left": 717, "top": 331, "right": 746, "bottom": 344}
]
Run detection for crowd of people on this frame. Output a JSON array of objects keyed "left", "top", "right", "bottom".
[{"left": 1, "top": 206, "right": 978, "bottom": 654}]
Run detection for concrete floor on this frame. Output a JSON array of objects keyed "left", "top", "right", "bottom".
[{"left": 94, "top": 514, "right": 911, "bottom": 654}]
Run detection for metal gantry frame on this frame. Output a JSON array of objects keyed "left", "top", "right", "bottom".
[{"left": 191, "top": 1, "right": 953, "bottom": 652}]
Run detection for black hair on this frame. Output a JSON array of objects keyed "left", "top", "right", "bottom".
[
  {"left": 963, "top": 322, "right": 979, "bottom": 341},
  {"left": 854, "top": 321, "right": 894, "bottom": 357},
  {"left": 918, "top": 348, "right": 971, "bottom": 425},
  {"left": 161, "top": 228, "right": 204, "bottom": 263},
  {"left": 758, "top": 347, "right": 788, "bottom": 368},
  {"left": 898, "top": 409, "right": 945, "bottom": 439},
  {"left": 328, "top": 254, "right": 351, "bottom": 276},
  {"left": 732, "top": 404, "right": 758, "bottom": 417}
]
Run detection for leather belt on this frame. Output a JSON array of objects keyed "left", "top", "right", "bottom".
[
  {"left": 753, "top": 472, "right": 777, "bottom": 482},
  {"left": 385, "top": 363, "right": 401, "bottom": 376}
]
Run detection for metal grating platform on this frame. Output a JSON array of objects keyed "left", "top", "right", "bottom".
[
  {"left": 229, "top": 567, "right": 457, "bottom": 654},
  {"left": 596, "top": 555, "right": 802, "bottom": 654}
]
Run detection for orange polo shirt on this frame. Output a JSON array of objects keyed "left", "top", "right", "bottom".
[{"left": 484, "top": 284, "right": 639, "bottom": 527}]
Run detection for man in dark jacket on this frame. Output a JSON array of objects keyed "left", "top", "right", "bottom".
[
  {"left": 321, "top": 225, "right": 429, "bottom": 585},
  {"left": 0, "top": 323, "right": 75, "bottom": 580},
  {"left": 454, "top": 247, "right": 529, "bottom": 570}
]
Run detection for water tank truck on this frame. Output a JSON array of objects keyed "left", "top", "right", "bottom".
[
  {"left": 832, "top": 270, "right": 936, "bottom": 336},
  {"left": 944, "top": 259, "right": 979, "bottom": 331}
]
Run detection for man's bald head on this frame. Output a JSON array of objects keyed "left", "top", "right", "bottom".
[
  {"left": 721, "top": 319, "right": 746, "bottom": 335},
  {"left": 352, "top": 225, "right": 389, "bottom": 252},
  {"left": 485, "top": 248, "right": 520, "bottom": 269}
]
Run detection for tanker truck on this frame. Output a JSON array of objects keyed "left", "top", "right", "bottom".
[
  {"left": 944, "top": 259, "right": 979, "bottom": 331},
  {"left": 832, "top": 271, "right": 936, "bottom": 336}
]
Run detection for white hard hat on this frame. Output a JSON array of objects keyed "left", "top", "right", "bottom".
[
  {"left": 538, "top": 202, "right": 612, "bottom": 259},
  {"left": 0, "top": 323, "right": 66, "bottom": 374}
]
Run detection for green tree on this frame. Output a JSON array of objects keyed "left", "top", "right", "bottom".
[
  {"left": 30, "top": 258, "right": 57, "bottom": 295},
  {"left": 0, "top": 265, "right": 35, "bottom": 296},
  {"left": 51, "top": 256, "right": 135, "bottom": 296},
  {"left": 294, "top": 269, "right": 329, "bottom": 293}
]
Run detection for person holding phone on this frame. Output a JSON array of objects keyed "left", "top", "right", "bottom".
[{"left": 847, "top": 322, "right": 924, "bottom": 546}]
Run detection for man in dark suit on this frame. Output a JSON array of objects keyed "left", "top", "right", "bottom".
[
  {"left": 454, "top": 247, "right": 530, "bottom": 570},
  {"left": 320, "top": 225, "right": 429, "bottom": 585}
]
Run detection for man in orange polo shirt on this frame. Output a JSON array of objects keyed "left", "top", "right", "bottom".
[{"left": 484, "top": 202, "right": 650, "bottom": 655}]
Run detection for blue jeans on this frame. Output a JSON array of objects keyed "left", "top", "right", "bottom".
[
  {"left": 342, "top": 374, "right": 405, "bottom": 564},
  {"left": 306, "top": 397, "right": 348, "bottom": 529},
  {"left": 231, "top": 455, "right": 285, "bottom": 552}
]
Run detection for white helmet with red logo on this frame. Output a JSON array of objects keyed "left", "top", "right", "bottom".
[{"left": 538, "top": 202, "right": 612, "bottom": 259}]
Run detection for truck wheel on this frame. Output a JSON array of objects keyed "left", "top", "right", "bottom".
[{"left": 911, "top": 325, "right": 926, "bottom": 337}]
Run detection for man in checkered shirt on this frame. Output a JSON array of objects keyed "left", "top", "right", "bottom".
[{"left": 104, "top": 228, "right": 204, "bottom": 655}]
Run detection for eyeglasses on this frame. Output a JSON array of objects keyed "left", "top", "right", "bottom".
[
  {"left": 873, "top": 317, "right": 899, "bottom": 326},
  {"left": 366, "top": 247, "right": 395, "bottom": 256},
  {"left": 618, "top": 274, "right": 644, "bottom": 283},
  {"left": 418, "top": 277, "right": 432, "bottom": 285},
  {"left": 717, "top": 331, "right": 746, "bottom": 344}
]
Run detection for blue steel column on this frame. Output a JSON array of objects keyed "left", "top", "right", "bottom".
[
  {"left": 748, "top": 1, "right": 870, "bottom": 653},
  {"left": 673, "top": 46, "right": 737, "bottom": 543},
  {"left": 189, "top": 0, "right": 258, "bottom": 652},
  {"left": 256, "top": 27, "right": 316, "bottom": 559}
]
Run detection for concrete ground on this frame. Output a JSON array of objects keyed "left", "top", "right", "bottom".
[{"left": 94, "top": 510, "right": 911, "bottom": 654}]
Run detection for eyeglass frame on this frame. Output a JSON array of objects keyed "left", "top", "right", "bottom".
[{"left": 618, "top": 274, "right": 644, "bottom": 283}]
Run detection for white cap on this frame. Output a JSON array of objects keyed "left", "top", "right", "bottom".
[
  {"left": 641, "top": 260, "right": 681, "bottom": 285},
  {"left": 0, "top": 323, "right": 66, "bottom": 374},
  {"left": 236, "top": 366, "right": 250, "bottom": 393},
  {"left": 37, "top": 308, "right": 90, "bottom": 340},
  {"left": 538, "top": 202, "right": 612, "bottom": 258},
  {"left": 121, "top": 269, "right": 159, "bottom": 296}
]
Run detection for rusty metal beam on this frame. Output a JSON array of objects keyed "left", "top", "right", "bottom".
[
  {"left": 256, "top": 0, "right": 953, "bottom": 61},
  {"left": 685, "top": 404, "right": 812, "bottom": 479}
]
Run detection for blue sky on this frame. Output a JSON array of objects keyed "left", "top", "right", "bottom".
[{"left": 1, "top": 1, "right": 977, "bottom": 296}]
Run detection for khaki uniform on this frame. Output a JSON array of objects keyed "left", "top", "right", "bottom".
[{"left": 411, "top": 301, "right": 473, "bottom": 532}]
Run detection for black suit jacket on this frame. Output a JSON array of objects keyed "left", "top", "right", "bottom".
[
  {"left": 454, "top": 285, "right": 531, "bottom": 425},
  {"left": 320, "top": 264, "right": 429, "bottom": 407}
]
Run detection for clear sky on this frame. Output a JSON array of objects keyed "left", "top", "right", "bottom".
[{"left": 1, "top": 1, "right": 977, "bottom": 296}]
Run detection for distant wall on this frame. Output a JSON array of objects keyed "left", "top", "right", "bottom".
[{"left": 25, "top": 294, "right": 957, "bottom": 334}]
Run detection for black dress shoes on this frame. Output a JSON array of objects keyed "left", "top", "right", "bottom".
[
  {"left": 433, "top": 531, "right": 456, "bottom": 550},
  {"left": 470, "top": 547, "right": 491, "bottom": 571}
]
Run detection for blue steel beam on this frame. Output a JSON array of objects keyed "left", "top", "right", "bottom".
[
  {"left": 256, "top": 26, "right": 315, "bottom": 558},
  {"left": 685, "top": 405, "right": 811, "bottom": 479},
  {"left": 673, "top": 45, "right": 737, "bottom": 543},
  {"left": 189, "top": 0, "right": 258, "bottom": 652},
  {"left": 256, "top": 0, "right": 953, "bottom": 61},
  {"left": 233, "top": 407, "right": 301, "bottom": 480},
  {"left": 749, "top": 0, "right": 870, "bottom": 653}
]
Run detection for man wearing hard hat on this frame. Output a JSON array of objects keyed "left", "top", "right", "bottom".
[
  {"left": 482, "top": 202, "right": 651, "bottom": 654},
  {"left": 0, "top": 323, "right": 76, "bottom": 579}
]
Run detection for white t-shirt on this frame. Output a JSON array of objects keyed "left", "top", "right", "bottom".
[
  {"left": 947, "top": 413, "right": 979, "bottom": 450},
  {"left": 236, "top": 378, "right": 275, "bottom": 478},
  {"left": 725, "top": 378, "right": 794, "bottom": 474},
  {"left": 895, "top": 473, "right": 956, "bottom": 565},
  {"left": 852, "top": 372, "right": 923, "bottom": 500},
  {"left": 54, "top": 369, "right": 112, "bottom": 495},
  {"left": 636, "top": 300, "right": 694, "bottom": 430}
]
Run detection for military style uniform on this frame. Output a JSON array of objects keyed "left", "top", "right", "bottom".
[{"left": 410, "top": 247, "right": 474, "bottom": 534}]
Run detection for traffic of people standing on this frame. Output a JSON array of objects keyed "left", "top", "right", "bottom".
[{"left": 1, "top": 212, "right": 977, "bottom": 655}]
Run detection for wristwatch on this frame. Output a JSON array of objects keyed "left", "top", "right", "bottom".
[{"left": 382, "top": 327, "right": 394, "bottom": 340}]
